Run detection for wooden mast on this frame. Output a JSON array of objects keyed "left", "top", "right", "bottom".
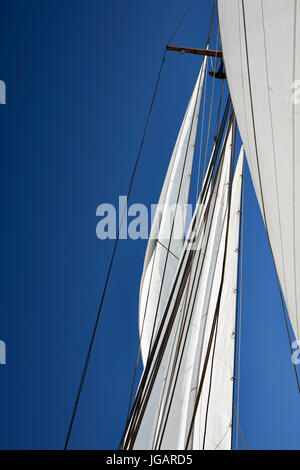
[{"left": 166, "top": 45, "right": 222, "bottom": 58}]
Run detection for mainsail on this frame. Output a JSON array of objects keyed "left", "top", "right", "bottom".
[
  {"left": 218, "top": 0, "right": 300, "bottom": 341},
  {"left": 122, "top": 59, "right": 244, "bottom": 449},
  {"left": 139, "top": 57, "right": 208, "bottom": 365}
]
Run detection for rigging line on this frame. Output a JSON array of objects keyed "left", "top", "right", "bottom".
[
  {"left": 126, "top": 76, "right": 188, "bottom": 424},
  {"left": 185, "top": 111, "right": 235, "bottom": 449},
  {"left": 151, "top": 189, "right": 219, "bottom": 448},
  {"left": 200, "top": 95, "right": 231, "bottom": 203},
  {"left": 166, "top": 0, "right": 196, "bottom": 46},
  {"left": 121, "top": 103, "right": 232, "bottom": 449},
  {"left": 141, "top": 105, "right": 232, "bottom": 448},
  {"left": 202, "top": 118, "right": 237, "bottom": 450},
  {"left": 155, "top": 125, "right": 232, "bottom": 449},
  {"left": 230, "top": 144, "right": 244, "bottom": 451},
  {"left": 156, "top": 240, "right": 180, "bottom": 260},
  {"left": 200, "top": 25, "right": 220, "bottom": 191},
  {"left": 122, "top": 122, "right": 230, "bottom": 449},
  {"left": 233, "top": 406, "right": 246, "bottom": 450},
  {"left": 292, "top": 0, "right": 299, "bottom": 343},
  {"left": 195, "top": 60, "right": 208, "bottom": 202},
  {"left": 64, "top": 55, "right": 166, "bottom": 451},
  {"left": 206, "top": 0, "right": 217, "bottom": 47},
  {"left": 124, "top": 0, "right": 217, "bottom": 433},
  {"left": 202, "top": 314, "right": 219, "bottom": 450},
  {"left": 151, "top": 271, "right": 193, "bottom": 449},
  {"left": 64, "top": 23, "right": 174, "bottom": 456},
  {"left": 153, "top": 108, "right": 233, "bottom": 447},
  {"left": 146, "top": 56, "right": 204, "bottom": 369},
  {"left": 227, "top": 139, "right": 242, "bottom": 451},
  {"left": 235, "top": 155, "right": 244, "bottom": 450},
  {"left": 277, "top": 274, "right": 300, "bottom": 393},
  {"left": 213, "top": 79, "right": 225, "bottom": 142},
  {"left": 126, "top": 244, "right": 159, "bottom": 424},
  {"left": 195, "top": 0, "right": 218, "bottom": 203},
  {"left": 64, "top": 0, "right": 201, "bottom": 450},
  {"left": 241, "top": 0, "right": 300, "bottom": 395},
  {"left": 154, "top": 118, "right": 233, "bottom": 449}
]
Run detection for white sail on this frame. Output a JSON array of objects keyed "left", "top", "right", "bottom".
[
  {"left": 157, "top": 127, "right": 233, "bottom": 450},
  {"left": 122, "top": 123, "right": 244, "bottom": 451},
  {"left": 218, "top": 0, "right": 300, "bottom": 340},
  {"left": 195, "top": 148, "right": 244, "bottom": 450},
  {"left": 139, "top": 58, "right": 207, "bottom": 364},
  {"left": 131, "top": 140, "right": 218, "bottom": 450}
]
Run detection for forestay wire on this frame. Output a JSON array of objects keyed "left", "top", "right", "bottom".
[{"left": 64, "top": 0, "right": 202, "bottom": 450}]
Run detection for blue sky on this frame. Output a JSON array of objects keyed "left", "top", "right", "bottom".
[{"left": 0, "top": 0, "right": 299, "bottom": 450}]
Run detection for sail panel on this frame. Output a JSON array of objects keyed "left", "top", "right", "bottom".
[
  {"left": 139, "top": 59, "right": 207, "bottom": 364},
  {"left": 195, "top": 148, "right": 244, "bottom": 450},
  {"left": 218, "top": 0, "right": 300, "bottom": 340},
  {"left": 129, "top": 124, "right": 237, "bottom": 450},
  {"left": 159, "top": 127, "right": 233, "bottom": 450}
]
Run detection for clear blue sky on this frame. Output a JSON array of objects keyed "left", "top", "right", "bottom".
[{"left": 0, "top": 0, "right": 299, "bottom": 450}]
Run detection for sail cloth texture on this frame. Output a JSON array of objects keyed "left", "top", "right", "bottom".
[
  {"left": 194, "top": 147, "right": 244, "bottom": 450},
  {"left": 218, "top": 0, "right": 300, "bottom": 340},
  {"left": 139, "top": 58, "right": 207, "bottom": 365},
  {"left": 123, "top": 110, "right": 244, "bottom": 449}
]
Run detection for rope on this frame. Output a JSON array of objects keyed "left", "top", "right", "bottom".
[
  {"left": 115, "top": 0, "right": 200, "bottom": 445},
  {"left": 200, "top": 25, "right": 220, "bottom": 190},
  {"left": 184, "top": 111, "right": 235, "bottom": 449},
  {"left": 154, "top": 102, "right": 232, "bottom": 449},
  {"left": 202, "top": 119, "right": 237, "bottom": 450},
  {"left": 235, "top": 158, "right": 244, "bottom": 449},
  {"left": 195, "top": 61, "right": 208, "bottom": 201},
  {"left": 121, "top": 108, "right": 232, "bottom": 448},
  {"left": 63, "top": 0, "right": 198, "bottom": 449},
  {"left": 233, "top": 406, "right": 246, "bottom": 450}
]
